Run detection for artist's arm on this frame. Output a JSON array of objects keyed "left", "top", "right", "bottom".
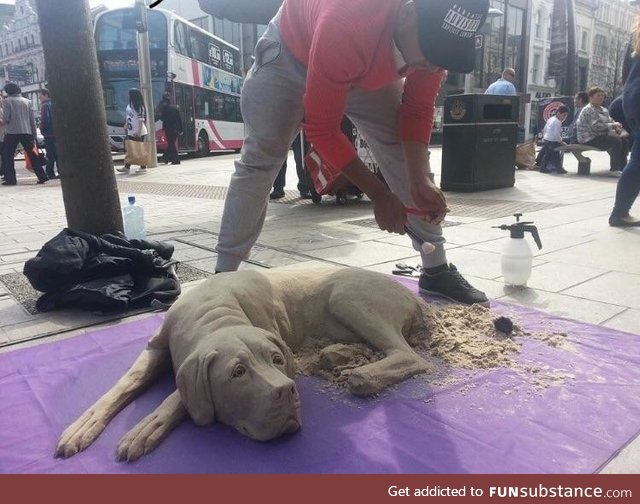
[
  {"left": 342, "top": 158, "right": 406, "bottom": 233},
  {"left": 402, "top": 141, "right": 447, "bottom": 224},
  {"left": 399, "top": 70, "right": 448, "bottom": 224},
  {"left": 305, "top": 23, "right": 407, "bottom": 233}
]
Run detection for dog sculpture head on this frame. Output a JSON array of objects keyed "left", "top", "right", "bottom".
[{"left": 176, "top": 326, "right": 301, "bottom": 441}]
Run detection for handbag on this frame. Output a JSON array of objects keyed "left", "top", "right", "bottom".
[
  {"left": 515, "top": 140, "right": 537, "bottom": 170},
  {"left": 124, "top": 139, "right": 152, "bottom": 166},
  {"left": 24, "top": 144, "right": 44, "bottom": 173}
]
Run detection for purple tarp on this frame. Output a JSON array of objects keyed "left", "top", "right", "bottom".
[{"left": 1, "top": 277, "right": 639, "bottom": 474}]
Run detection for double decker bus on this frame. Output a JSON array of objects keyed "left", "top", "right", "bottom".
[{"left": 94, "top": 7, "right": 243, "bottom": 156}]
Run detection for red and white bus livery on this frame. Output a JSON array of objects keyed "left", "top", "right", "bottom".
[{"left": 94, "top": 7, "right": 244, "bottom": 156}]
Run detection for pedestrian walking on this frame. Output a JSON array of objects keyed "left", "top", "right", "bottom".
[
  {"left": 270, "top": 133, "right": 313, "bottom": 200},
  {"left": 609, "top": 16, "right": 640, "bottom": 227},
  {"left": 156, "top": 93, "right": 183, "bottom": 165},
  {"left": 117, "top": 88, "right": 148, "bottom": 173},
  {"left": 270, "top": 160, "right": 288, "bottom": 200},
  {"left": 39, "top": 89, "right": 59, "bottom": 179},
  {"left": 0, "top": 82, "right": 48, "bottom": 186},
  {"left": 215, "top": 0, "right": 491, "bottom": 306}
]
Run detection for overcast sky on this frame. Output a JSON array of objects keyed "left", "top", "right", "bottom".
[{"left": 0, "top": 0, "right": 136, "bottom": 8}]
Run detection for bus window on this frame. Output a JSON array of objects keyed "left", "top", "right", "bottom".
[
  {"left": 96, "top": 9, "right": 167, "bottom": 52},
  {"left": 174, "top": 21, "right": 190, "bottom": 57},
  {"left": 223, "top": 95, "right": 239, "bottom": 122},
  {"left": 195, "top": 88, "right": 216, "bottom": 120},
  {"left": 213, "top": 92, "right": 225, "bottom": 119},
  {"left": 174, "top": 21, "right": 241, "bottom": 75}
]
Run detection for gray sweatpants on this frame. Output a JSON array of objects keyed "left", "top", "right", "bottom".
[{"left": 215, "top": 14, "right": 447, "bottom": 272}]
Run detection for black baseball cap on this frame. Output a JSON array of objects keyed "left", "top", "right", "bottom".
[{"left": 414, "top": 0, "right": 489, "bottom": 74}]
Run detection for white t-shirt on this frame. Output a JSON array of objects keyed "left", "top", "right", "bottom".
[
  {"left": 543, "top": 115, "right": 563, "bottom": 143},
  {"left": 125, "top": 104, "right": 148, "bottom": 137}
]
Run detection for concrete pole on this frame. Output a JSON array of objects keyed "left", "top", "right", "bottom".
[
  {"left": 136, "top": 0, "right": 158, "bottom": 167},
  {"left": 464, "top": 73, "right": 474, "bottom": 94},
  {"left": 565, "top": 0, "right": 577, "bottom": 96}
]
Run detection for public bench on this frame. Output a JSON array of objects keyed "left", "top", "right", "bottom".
[{"left": 554, "top": 144, "right": 604, "bottom": 175}]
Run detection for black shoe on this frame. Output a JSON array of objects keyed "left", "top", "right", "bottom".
[
  {"left": 171, "top": 161, "right": 181, "bottom": 165},
  {"left": 270, "top": 190, "right": 285, "bottom": 200},
  {"left": 299, "top": 190, "right": 313, "bottom": 199},
  {"left": 37, "top": 178, "right": 48, "bottom": 184},
  {"left": 539, "top": 167, "right": 551, "bottom": 174},
  {"left": 609, "top": 215, "right": 640, "bottom": 227},
  {"left": 2, "top": 181, "right": 17, "bottom": 186},
  {"left": 554, "top": 167, "right": 568, "bottom": 174},
  {"left": 419, "top": 263, "right": 489, "bottom": 306}
]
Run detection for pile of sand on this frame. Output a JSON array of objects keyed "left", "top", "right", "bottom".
[
  {"left": 407, "top": 304, "right": 522, "bottom": 369},
  {"left": 292, "top": 302, "right": 573, "bottom": 394}
]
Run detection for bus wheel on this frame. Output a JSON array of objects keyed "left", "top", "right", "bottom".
[{"left": 196, "top": 131, "right": 210, "bottom": 157}]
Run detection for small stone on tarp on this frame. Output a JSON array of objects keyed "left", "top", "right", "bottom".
[{"left": 494, "top": 316, "right": 514, "bottom": 336}]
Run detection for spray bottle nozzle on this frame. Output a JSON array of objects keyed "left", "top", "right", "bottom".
[
  {"left": 493, "top": 214, "right": 543, "bottom": 250},
  {"left": 524, "top": 226, "right": 543, "bottom": 250}
]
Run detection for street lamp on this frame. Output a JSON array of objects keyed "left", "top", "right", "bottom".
[{"left": 464, "top": 8, "right": 503, "bottom": 94}]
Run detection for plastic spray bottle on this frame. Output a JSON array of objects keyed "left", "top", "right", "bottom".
[{"left": 493, "top": 213, "right": 543, "bottom": 286}]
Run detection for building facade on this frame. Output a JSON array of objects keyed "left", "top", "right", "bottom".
[
  {"left": 2, "top": 0, "right": 637, "bottom": 133},
  {"left": 0, "top": 0, "right": 45, "bottom": 113},
  {"left": 590, "top": 0, "right": 636, "bottom": 97}
]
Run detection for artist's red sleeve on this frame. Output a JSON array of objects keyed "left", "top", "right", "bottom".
[
  {"left": 302, "top": 23, "right": 363, "bottom": 173},
  {"left": 398, "top": 69, "right": 446, "bottom": 144}
]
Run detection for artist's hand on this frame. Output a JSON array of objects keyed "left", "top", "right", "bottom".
[
  {"left": 410, "top": 177, "right": 448, "bottom": 225},
  {"left": 373, "top": 191, "right": 407, "bottom": 234}
]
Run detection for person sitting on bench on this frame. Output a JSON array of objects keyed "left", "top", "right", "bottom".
[
  {"left": 568, "top": 91, "right": 588, "bottom": 144},
  {"left": 538, "top": 106, "right": 569, "bottom": 174},
  {"left": 576, "top": 87, "right": 628, "bottom": 175}
]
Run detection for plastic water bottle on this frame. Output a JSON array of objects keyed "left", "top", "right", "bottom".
[{"left": 122, "top": 195, "right": 146, "bottom": 240}]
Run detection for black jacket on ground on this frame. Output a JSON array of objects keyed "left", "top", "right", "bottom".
[{"left": 23, "top": 229, "right": 181, "bottom": 312}]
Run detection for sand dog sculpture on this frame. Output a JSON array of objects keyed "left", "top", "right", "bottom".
[{"left": 56, "top": 267, "right": 433, "bottom": 462}]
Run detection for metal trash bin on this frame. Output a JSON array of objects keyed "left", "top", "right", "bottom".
[{"left": 440, "top": 94, "right": 520, "bottom": 192}]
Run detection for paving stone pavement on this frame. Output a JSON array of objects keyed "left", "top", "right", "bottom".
[{"left": 0, "top": 147, "right": 638, "bottom": 473}]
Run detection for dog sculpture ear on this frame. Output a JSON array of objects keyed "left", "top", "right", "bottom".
[
  {"left": 267, "top": 334, "right": 295, "bottom": 378},
  {"left": 176, "top": 349, "right": 217, "bottom": 426}
]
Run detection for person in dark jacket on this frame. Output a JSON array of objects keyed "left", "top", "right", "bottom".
[
  {"left": 609, "top": 15, "right": 640, "bottom": 227},
  {"left": 157, "top": 93, "right": 183, "bottom": 165},
  {"left": 39, "top": 89, "right": 59, "bottom": 179}
]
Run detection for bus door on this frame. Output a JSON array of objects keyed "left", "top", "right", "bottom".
[{"left": 175, "top": 84, "right": 195, "bottom": 150}]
